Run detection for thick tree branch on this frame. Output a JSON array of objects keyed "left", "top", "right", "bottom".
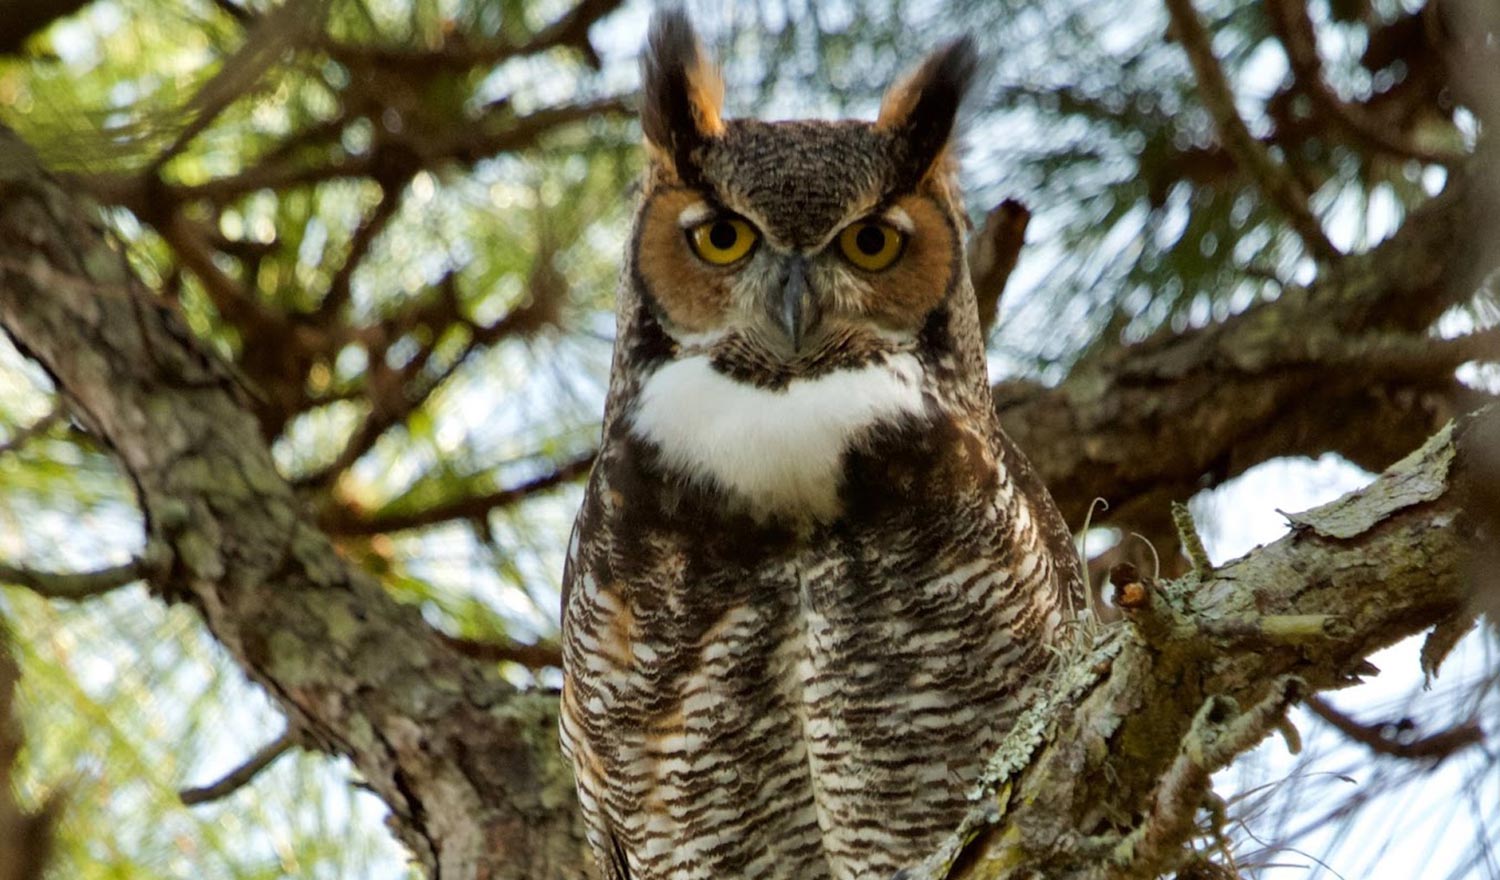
[
  {"left": 0, "top": 0, "right": 92, "bottom": 56},
  {"left": 911, "top": 407, "right": 1484, "bottom": 879},
  {"left": 995, "top": 168, "right": 1496, "bottom": 546}
]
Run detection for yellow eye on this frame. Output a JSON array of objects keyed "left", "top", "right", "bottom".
[
  {"left": 837, "top": 221, "right": 905, "bottom": 271},
  {"left": 688, "top": 217, "right": 758, "bottom": 266}
]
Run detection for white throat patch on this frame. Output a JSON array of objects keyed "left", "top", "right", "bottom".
[{"left": 630, "top": 353, "right": 927, "bottom": 520}]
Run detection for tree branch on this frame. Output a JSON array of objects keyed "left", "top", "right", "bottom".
[
  {"left": 969, "top": 199, "right": 1030, "bottom": 335},
  {"left": 0, "top": 0, "right": 92, "bottom": 56},
  {"left": 0, "top": 558, "right": 147, "bottom": 601},
  {"left": 321, "top": 453, "right": 596, "bottom": 536},
  {"left": 179, "top": 730, "right": 297, "bottom": 805},
  {"left": 0, "top": 406, "right": 62, "bottom": 457},
  {"left": 911, "top": 406, "right": 1484, "bottom": 879},
  {"left": 1302, "top": 694, "right": 1485, "bottom": 762},
  {"left": 1164, "top": 0, "right": 1339, "bottom": 261},
  {"left": 322, "top": 0, "right": 623, "bottom": 72},
  {"left": 0, "top": 610, "right": 59, "bottom": 880},
  {"left": 995, "top": 169, "right": 1494, "bottom": 544},
  {"left": 84, "top": 98, "right": 631, "bottom": 209}
]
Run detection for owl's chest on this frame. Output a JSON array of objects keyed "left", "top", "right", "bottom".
[
  {"left": 566, "top": 495, "right": 1041, "bottom": 879},
  {"left": 626, "top": 352, "right": 929, "bottom": 522}
]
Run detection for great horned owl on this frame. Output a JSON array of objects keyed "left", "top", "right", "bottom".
[{"left": 560, "top": 12, "right": 1083, "bottom": 879}]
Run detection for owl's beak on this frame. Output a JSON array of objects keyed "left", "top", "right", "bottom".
[{"left": 776, "top": 257, "right": 818, "bottom": 352}]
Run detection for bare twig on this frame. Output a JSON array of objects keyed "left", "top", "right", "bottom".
[
  {"left": 1112, "top": 678, "right": 1304, "bottom": 877},
  {"left": 1303, "top": 695, "right": 1485, "bottom": 762},
  {"left": 438, "top": 633, "right": 564, "bottom": 670},
  {"left": 179, "top": 730, "right": 297, "bottom": 805},
  {"left": 296, "top": 283, "right": 566, "bottom": 491},
  {"left": 322, "top": 0, "right": 622, "bottom": 72},
  {"left": 322, "top": 453, "right": 596, "bottom": 535},
  {"left": 152, "top": 0, "right": 329, "bottom": 169},
  {"left": 0, "top": 559, "right": 147, "bottom": 601},
  {"left": 1171, "top": 501, "right": 1213, "bottom": 580},
  {"left": 155, "top": 210, "right": 281, "bottom": 334},
  {"left": 156, "top": 99, "right": 628, "bottom": 206},
  {"left": 1164, "top": 0, "right": 1340, "bottom": 261},
  {"left": 316, "top": 183, "right": 406, "bottom": 320}
]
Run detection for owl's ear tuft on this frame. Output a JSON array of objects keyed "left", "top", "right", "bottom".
[
  {"left": 877, "top": 38, "right": 979, "bottom": 189},
  {"left": 641, "top": 10, "right": 725, "bottom": 183}
]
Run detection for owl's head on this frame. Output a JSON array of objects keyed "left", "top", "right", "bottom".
[{"left": 622, "top": 11, "right": 982, "bottom": 390}]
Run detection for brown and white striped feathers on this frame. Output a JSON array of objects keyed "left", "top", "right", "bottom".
[{"left": 560, "top": 12, "right": 1083, "bottom": 880}]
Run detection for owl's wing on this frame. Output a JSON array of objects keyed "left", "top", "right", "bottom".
[
  {"left": 561, "top": 511, "right": 635, "bottom": 880},
  {"left": 994, "top": 424, "right": 1086, "bottom": 613}
]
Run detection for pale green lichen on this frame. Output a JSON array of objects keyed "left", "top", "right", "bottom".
[{"left": 1288, "top": 419, "right": 1454, "bottom": 539}]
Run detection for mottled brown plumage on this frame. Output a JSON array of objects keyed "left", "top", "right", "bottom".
[{"left": 560, "top": 12, "right": 1083, "bottom": 879}]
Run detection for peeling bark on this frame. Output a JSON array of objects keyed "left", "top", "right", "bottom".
[{"left": 909, "top": 412, "right": 1481, "bottom": 879}]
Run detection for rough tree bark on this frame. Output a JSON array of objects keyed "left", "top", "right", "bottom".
[
  {"left": 0, "top": 102, "right": 1491, "bottom": 880},
  {"left": 0, "top": 127, "right": 591, "bottom": 879},
  {"left": 916, "top": 411, "right": 1484, "bottom": 879}
]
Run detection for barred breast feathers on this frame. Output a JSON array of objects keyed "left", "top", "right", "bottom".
[{"left": 627, "top": 352, "right": 927, "bottom": 520}]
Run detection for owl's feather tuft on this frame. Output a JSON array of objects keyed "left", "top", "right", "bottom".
[
  {"left": 877, "top": 38, "right": 980, "bottom": 191},
  {"left": 641, "top": 10, "right": 725, "bottom": 184}
]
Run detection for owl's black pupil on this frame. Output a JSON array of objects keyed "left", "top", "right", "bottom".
[
  {"left": 855, "top": 225, "right": 887, "bottom": 256},
  {"left": 709, "top": 222, "right": 738, "bottom": 250}
]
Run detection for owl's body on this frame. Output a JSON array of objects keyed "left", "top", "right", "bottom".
[{"left": 561, "top": 15, "right": 1081, "bottom": 879}]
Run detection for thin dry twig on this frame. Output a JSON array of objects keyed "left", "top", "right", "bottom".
[
  {"left": 438, "top": 633, "right": 564, "bottom": 670},
  {"left": 179, "top": 729, "right": 297, "bottom": 805},
  {"left": 1171, "top": 501, "right": 1213, "bottom": 581},
  {"left": 0, "top": 559, "right": 147, "bottom": 601},
  {"left": 1164, "top": 0, "right": 1339, "bottom": 261},
  {"left": 1114, "top": 678, "right": 1305, "bottom": 877},
  {"left": 1303, "top": 695, "right": 1485, "bottom": 762},
  {"left": 322, "top": 452, "right": 597, "bottom": 536}
]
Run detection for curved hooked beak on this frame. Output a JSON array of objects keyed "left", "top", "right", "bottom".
[{"left": 773, "top": 257, "right": 820, "bottom": 353}]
